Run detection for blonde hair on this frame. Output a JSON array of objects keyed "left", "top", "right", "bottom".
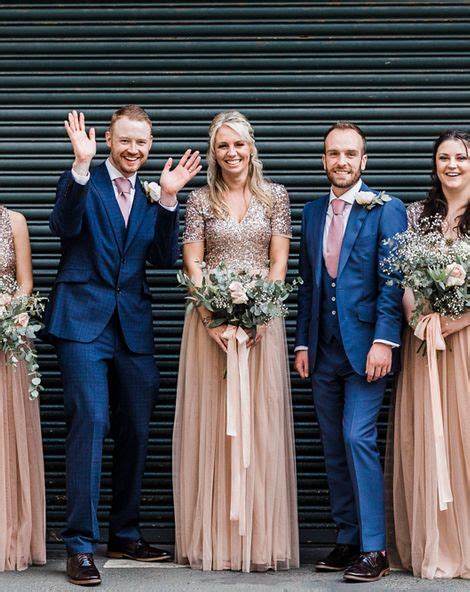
[{"left": 207, "top": 111, "right": 272, "bottom": 219}]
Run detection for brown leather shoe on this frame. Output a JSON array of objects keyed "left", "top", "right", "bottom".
[
  {"left": 66, "top": 553, "right": 101, "bottom": 586},
  {"left": 343, "top": 550, "right": 390, "bottom": 582},
  {"left": 315, "top": 543, "right": 360, "bottom": 572},
  {"left": 106, "top": 537, "right": 172, "bottom": 562}
]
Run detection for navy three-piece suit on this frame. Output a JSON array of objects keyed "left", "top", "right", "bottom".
[
  {"left": 295, "top": 181, "right": 406, "bottom": 551},
  {"left": 45, "top": 162, "right": 179, "bottom": 554}
]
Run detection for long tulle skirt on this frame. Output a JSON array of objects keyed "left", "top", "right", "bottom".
[
  {"left": 387, "top": 326, "right": 470, "bottom": 579},
  {"left": 0, "top": 355, "right": 46, "bottom": 571},
  {"left": 173, "top": 311, "right": 299, "bottom": 572}
]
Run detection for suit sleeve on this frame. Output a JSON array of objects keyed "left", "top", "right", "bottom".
[
  {"left": 49, "top": 169, "right": 89, "bottom": 238},
  {"left": 147, "top": 203, "right": 180, "bottom": 267},
  {"left": 295, "top": 205, "right": 314, "bottom": 348},
  {"left": 374, "top": 197, "right": 407, "bottom": 344}
]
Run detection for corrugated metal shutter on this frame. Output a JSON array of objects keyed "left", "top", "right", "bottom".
[{"left": 1, "top": 1, "right": 468, "bottom": 545}]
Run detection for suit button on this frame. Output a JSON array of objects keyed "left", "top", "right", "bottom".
[
  {"left": 331, "top": 296, "right": 336, "bottom": 302},
  {"left": 331, "top": 310, "right": 336, "bottom": 315},
  {"left": 116, "top": 287, "right": 121, "bottom": 293},
  {"left": 331, "top": 282, "right": 336, "bottom": 288}
]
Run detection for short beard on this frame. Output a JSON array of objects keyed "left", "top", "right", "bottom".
[{"left": 326, "top": 167, "right": 362, "bottom": 190}]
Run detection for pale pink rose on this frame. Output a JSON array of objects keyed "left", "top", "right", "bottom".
[
  {"left": 355, "top": 191, "right": 376, "bottom": 206},
  {"left": 143, "top": 181, "right": 161, "bottom": 203},
  {"left": 14, "top": 312, "right": 30, "bottom": 327},
  {"left": 229, "top": 281, "right": 248, "bottom": 305},
  {"left": 445, "top": 263, "right": 466, "bottom": 287},
  {"left": 0, "top": 293, "right": 12, "bottom": 306}
]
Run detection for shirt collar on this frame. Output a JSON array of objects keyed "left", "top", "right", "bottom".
[
  {"left": 106, "top": 158, "right": 137, "bottom": 189},
  {"left": 329, "top": 178, "right": 363, "bottom": 206}
]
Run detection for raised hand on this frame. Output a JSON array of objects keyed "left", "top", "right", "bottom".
[
  {"left": 159, "top": 149, "right": 202, "bottom": 204},
  {"left": 64, "top": 110, "right": 96, "bottom": 175}
]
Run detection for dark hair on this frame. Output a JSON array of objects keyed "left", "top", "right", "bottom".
[
  {"left": 419, "top": 130, "right": 470, "bottom": 236},
  {"left": 323, "top": 120, "right": 367, "bottom": 154},
  {"left": 109, "top": 104, "right": 152, "bottom": 133}
]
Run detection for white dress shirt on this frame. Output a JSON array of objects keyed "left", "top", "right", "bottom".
[
  {"left": 71, "top": 159, "right": 177, "bottom": 212},
  {"left": 296, "top": 178, "right": 398, "bottom": 352}
]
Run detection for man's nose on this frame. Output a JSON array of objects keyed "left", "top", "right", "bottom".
[
  {"left": 127, "top": 142, "right": 138, "bottom": 153},
  {"left": 337, "top": 153, "right": 347, "bottom": 165}
]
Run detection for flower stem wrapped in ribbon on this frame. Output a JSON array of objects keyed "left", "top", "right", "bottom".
[{"left": 0, "top": 276, "right": 47, "bottom": 399}]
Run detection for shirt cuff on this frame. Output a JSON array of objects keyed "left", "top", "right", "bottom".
[
  {"left": 294, "top": 346, "right": 308, "bottom": 352},
  {"left": 71, "top": 168, "right": 90, "bottom": 185},
  {"left": 373, "top": 339, "right": 399, "bottom": 348},
  {"left": 158, "top": 201, "right": 178, "bottom": 212}
]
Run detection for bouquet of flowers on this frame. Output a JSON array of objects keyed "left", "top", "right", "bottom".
[
  {"left": 0, "top": 276, "right": 47, "bottom": 399},
  {"left": 177, "top": 261, "right": 302, "bottom": 331},
  {"left": 382, "top": 215, "right": 469, "bottom": 326}
]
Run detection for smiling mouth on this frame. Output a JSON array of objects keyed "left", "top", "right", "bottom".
[{"left": 225, "top": 159, "right": 242, "bottom": 165}]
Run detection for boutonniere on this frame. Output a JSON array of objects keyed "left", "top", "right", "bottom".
[
  {"left": 355, "top": 190, "right": 392, "bottom": 211},
  {"left": 143, "top": 180, "right": 161, "bottom": 204}
]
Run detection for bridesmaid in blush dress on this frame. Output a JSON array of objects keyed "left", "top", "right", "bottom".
[
  {"left": 173, "top": 111, "right": 299, "bottom": 572},
  {"left": 389, "top": 130, "right": 470, "bottom": 579},
  {"left": 0, "top": 205, "right": 46, "bottom": 571}
]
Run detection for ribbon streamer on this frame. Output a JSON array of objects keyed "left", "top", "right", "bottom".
[
  {"left": 222, "top": 324, "right": 251, "bottom": 535},
  {"left": 414, "top": 313, "right": 453, "bottom": 511}
]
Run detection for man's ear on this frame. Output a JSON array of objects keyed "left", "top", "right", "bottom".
[
  {"left": 105, "top": 129, "right": 112, "bottom": 148},
  {"left": 322, "top": 153, "right": 327, "bottom": 171},
  {"left": 361, "top": 153, "right": 368, "bottom": 172}
]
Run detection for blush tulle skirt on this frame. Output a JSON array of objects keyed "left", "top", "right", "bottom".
[{"left": 173, "top": 311, "right": 299, "bottom": 572}]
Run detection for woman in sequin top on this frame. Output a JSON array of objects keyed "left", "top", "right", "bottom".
[
  {"left": 172, "top": 111, "right": 299, "bottom": 572},
  {"left": 0, "top": 206, "right": 46, "bottom": 570}
]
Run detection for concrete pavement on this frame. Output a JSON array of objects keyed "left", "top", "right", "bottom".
[{"left": 0, "top": 546, "right": 468, "bottom": 591}]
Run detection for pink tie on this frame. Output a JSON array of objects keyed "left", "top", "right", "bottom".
[
  {"left": 325, "top": 198, "right": 346, "bottom": 279},
  {"left": 114, "top": 177, "right": 132, "bottom": 226}
]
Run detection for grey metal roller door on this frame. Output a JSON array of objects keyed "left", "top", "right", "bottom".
[{"left": 0, "top": 1, "right": 468, "bottom": 544}]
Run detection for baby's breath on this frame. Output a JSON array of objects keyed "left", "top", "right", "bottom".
[{"left": 382, "top": 215, "right": 469, "bottom": 324}]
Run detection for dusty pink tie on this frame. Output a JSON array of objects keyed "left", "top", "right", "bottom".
[
  {"left": 114, "top": 177, "right": 132, "bottom": 226},
  {"left": 325, "top": 198, "right": 346, "bottom": 279}
]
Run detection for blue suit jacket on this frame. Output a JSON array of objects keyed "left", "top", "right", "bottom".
[
  {"left": 44, "top": 162, "right": 179, "bottom": 354},
  {"left": 295, "top": 181, "right": 407, "bottom": 375}
]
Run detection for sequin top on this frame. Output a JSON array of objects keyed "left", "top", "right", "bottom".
[
  {"left": 183, "top": 183, "right": 292, "bottom": 273},
  {"left": 406, "top": 200, "right": 425, "bottom": 230},
  {"left": 0, "top": 206, "right": 16, "bottom": 281}
]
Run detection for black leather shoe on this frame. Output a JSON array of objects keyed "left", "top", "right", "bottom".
[
  {"left": 343, "top": 550, "right": 390, "bottom": 582},
  {"left": 67, "top": 553, "right": 101, "bottom": 586},
  {"left": 106, "top": 537, "right": 172, "bottom": 562},
  {"left": 315, "top": 544, "right": 360, "bottom": 572}
]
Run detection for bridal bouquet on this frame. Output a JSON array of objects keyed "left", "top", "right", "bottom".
[
  {"left": 177, "top": 261, "right": 302, "bottom": 331},
  {"left": 0, "top": 276, "right": 47, "bottom": 399},
  {"left": 382, "top": 215, "right": 469, "bottom": 325}
]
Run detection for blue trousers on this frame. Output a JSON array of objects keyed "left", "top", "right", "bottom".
[
  {"left": 312, "top": 337, "right": 387, "bottom": 552},
  {"left": 55, "top": 315, "right": 160, "bottom": 555}
]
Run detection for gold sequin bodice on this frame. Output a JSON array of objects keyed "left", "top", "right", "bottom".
[
  {"left": 183, "top": 184, "right": 292, "bottom": 273},
  {"left": 0, "top": 207, "right": 15, "bottom": 281}
]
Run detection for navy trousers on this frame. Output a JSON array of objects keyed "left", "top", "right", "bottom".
[
  {"left": 55, "top": 314, "right": 160, "bottom": 555},
  {"left": 312, "top": 337, "right": 387, "bottom": 552}
]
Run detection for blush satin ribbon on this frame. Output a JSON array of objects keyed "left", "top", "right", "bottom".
[
  {"left": 414, "top": 312, "right": 453, "bottom": 511},
  {"left": 222, "top": 324, "right": 251, "bottom": 535}
]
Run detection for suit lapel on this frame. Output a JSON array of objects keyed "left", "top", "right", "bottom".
[
  {"left": 313, "top": 195, "right": 329, "bottom": 288},
  {"left": 92, "top": 163, "right": 126, "bottom": 254},
  {"left": 123, "top": 177, "right": 148, "bottom": 254},
  {"left": 337, "top": 181, "right": 373, "bottom": 278}
]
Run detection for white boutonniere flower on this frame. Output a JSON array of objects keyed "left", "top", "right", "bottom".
[
  {"left": 143, "top": 180, "right": 161, "bottom": 204},
  {"left": 355, "top": 190, "right": 392, "bottom": 210}
]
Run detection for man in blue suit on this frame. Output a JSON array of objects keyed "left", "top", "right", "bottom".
[
  {"left": 294, "top": 122, "right": 406, "bottom": 583},
  {"left": 45, "top": 106, "right": 201, "bottom": 586}
]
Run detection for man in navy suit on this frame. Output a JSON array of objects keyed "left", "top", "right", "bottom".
[
  {"left": 294, "top": 122, "right": 406, "bottom": 582},
  {"left": 45, "top": 106, "right": 201, "bottom": 586}
]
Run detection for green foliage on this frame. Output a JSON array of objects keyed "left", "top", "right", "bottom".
[{"left": 177, "top": 262, "right": 303, "bottom": 330}]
